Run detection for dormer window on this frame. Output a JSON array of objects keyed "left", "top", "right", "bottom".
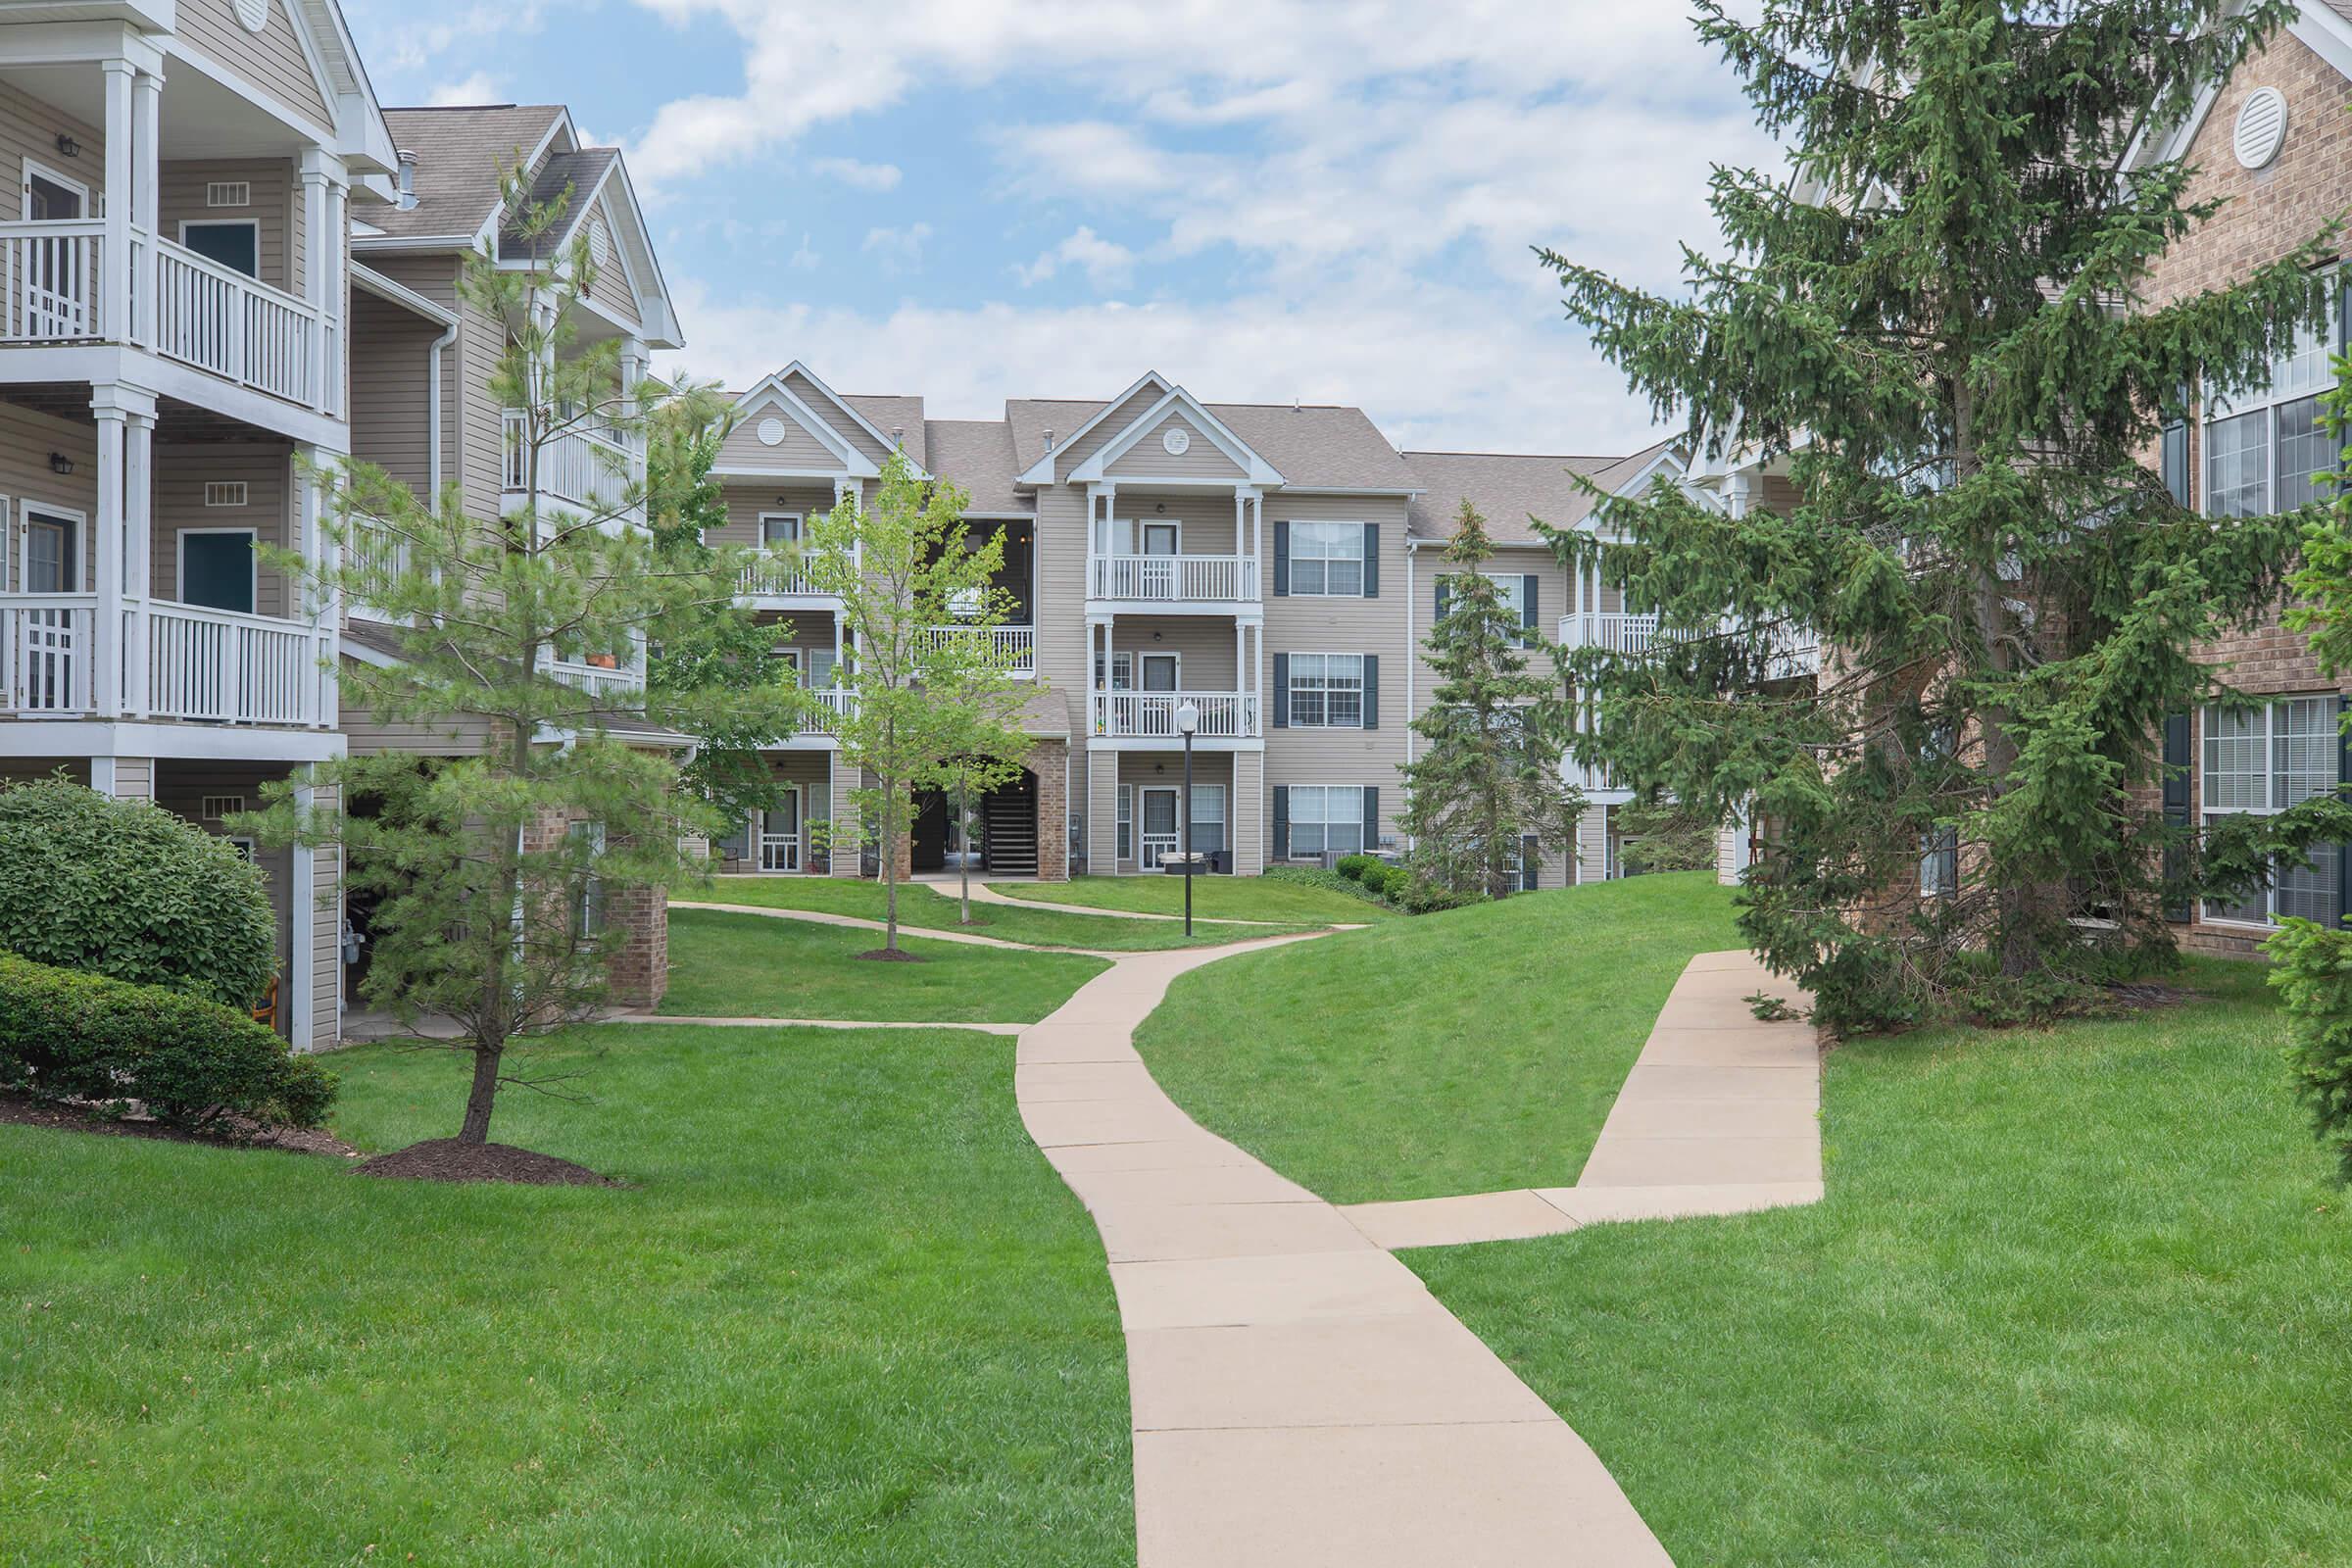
[{"left": 396, "top": 150, "right": 418, "bottom": 211}]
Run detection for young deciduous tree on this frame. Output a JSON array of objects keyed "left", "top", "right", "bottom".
[
  {"left": 1400, "top": 500, "right": 1585, "bottom": 899},
  {"left": 1545, "top": 0, "right": 2338, "bottom": 1028},
  {"left": 250, "top": 164, "right": 791, "bottom": 1149},
  {"left": 803, "top": 454, "right": 1031, "bottom": 953}
]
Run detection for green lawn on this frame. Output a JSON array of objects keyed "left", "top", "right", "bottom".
[
  {"left": 688, "top": 875, "right": 1316, "bottom": 952},
  {"left": 1413, "top": 957, "right": 2352, "bottom": 1567},
  {"left": 662, "top": 906, "right": 1109, "bottom": 1023},
  {"left": 0, "top": 1024, "right": 1132, "bottom": 1567},
  {"left": 1134, "top": 872, "right": 1741, "bottom": 1203},
  {"left": 995, "top": 872, "right": 1396, "bottom": 924}
]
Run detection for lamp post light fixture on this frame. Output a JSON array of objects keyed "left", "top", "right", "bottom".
[{"left": 1175, "top": 700, "right": 1200, "bottom": 935}]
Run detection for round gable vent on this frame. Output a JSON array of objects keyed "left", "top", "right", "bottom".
[
  {"left": 757, "top": 417, "right": 788, "bottom": 447},
  {"left": 1162, "top": 426, "right": 1192, "bottom": 457},
  {"left": 2234, "top": 86, "right": 2288, "bottom": 171}
]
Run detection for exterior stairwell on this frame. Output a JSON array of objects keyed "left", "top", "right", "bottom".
[{"left": 982, "top": 784, "right": 1040, "bottom": 876}]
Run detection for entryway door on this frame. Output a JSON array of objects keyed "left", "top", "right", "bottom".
[
  {"left": 1140, "top": 785, "right": 1180, "bottom": 869},
  {"left": 1140, "top": 653, "right": 1178, "bottom": 692},
  {"left": 180, "top": 530, "right": 257, "bottom": 614},
  {"left": 758, "top": 790, "right": 801, "bottom": 873}
]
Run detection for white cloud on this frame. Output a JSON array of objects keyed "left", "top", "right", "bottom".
[
  {"left": 788, "top": 232, "right": 820, "bottom": 271},
  {"left": 422, "top": 70, "right": 507, "bottom": 108},
  {"left": 859, "top": 222, "right": 933, "bottom": 275},
  {"left": 808, "top": 156, "right": 903, "bottom": 191},
  {"left": 1014, "top": 226, "right": 1137, "bottom": 290}
]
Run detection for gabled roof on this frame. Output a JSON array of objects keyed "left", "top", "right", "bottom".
[
  {"left": 923, "top": 418, "right": 1025, "bottom": 514},
  {"left": 729, "top": 363, "right": 931, "bottom": 477},
  {"left": 1004, "top": 388, "right": 1420, "bottom": 491},
  {"left": 1063, "top": 382, "right": 1287, "bottom": 486},
  {"left": 503, "top": 147, "right": 618, "bottom": 259},
  {"left": 2128, "top": 1, "right": 2352, "bottom": 170},
  {"left": 371, "top": 104, "right": 566, "bottom": 242},
  {"left": 1403, "top": 437, "right": 1683, "bottom": 545}
]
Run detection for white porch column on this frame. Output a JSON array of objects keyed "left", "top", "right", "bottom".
[
  {"left": 91, "top": 393, "right": 128, "bottom": 717},
  {"left": 1725, "top": 468, "right": 1752, "bottom": 521},
  {"left": 288, "top": 778, "right": 344, "bottom": 1051},
  {"left": 294, "top": 446, "right": 342, "bottom": 726},
  {"left": 99, "top": 59, "right": 132, "bottom": 340},
  {"left": 122, "top": 406, "right": 152, "bottom": 716},
  {"left": 129, "top": 66, "right": 161, "bottom": 346},
  {"left": 299, "top": 154, "right": 333, "bottom": 413}
]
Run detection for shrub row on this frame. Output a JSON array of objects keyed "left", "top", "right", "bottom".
[
  {"left": 0, "top": 950, "right": 335, "bottom": 1131},
  {"left": 1266, "top": 860, "right": 1489, "bottom": 915}
]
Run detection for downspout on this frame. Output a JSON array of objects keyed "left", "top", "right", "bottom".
[
  {"left": 427, "top": 316, "right": 458, "bottom": 499},
  {"left": 1402, "top": 535, "right": 1417, "bottom": 854}
]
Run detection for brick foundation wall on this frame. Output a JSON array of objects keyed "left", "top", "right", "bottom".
[{"left": 1032, "top": 737, "right": 1070, "bottom": 881}]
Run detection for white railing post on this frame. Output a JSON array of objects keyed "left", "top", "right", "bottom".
[
  {"left": 90, "top": 396, "right": 127, "bottom": 717},
  {"left": 131, "top": 67, "right": 160, "bottom": 346},
  {"left": 122, "top": 407, "right": 152, "bottom": 716},
  {"left": 99, "top": 59, "right": 131, "bottom": 341}
]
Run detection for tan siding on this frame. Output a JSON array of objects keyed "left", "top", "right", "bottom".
[
  {"left": 1104, "top": 415, "right": 1247, "bottom": 481},
  {"left": 1105, "top": 491, "right": 1237, "bottom": 555},
  {"left": 582, "top": 194, "right": 640, "bottom": 326},
  {"left": 1106, "top": 751, "right": 1235, "bottom": 871},
  {"left": 458, "top": 290, "right": 508, "bottom": 512},
  {"left": 359, "top": 255, "right": 463, "bottom": 500},
  {"left": 159, "top": 158, "right": 300, "bottom": 292},
  {"left": 151, "top": 445, "right": 293, "bottom": 615},
  {"left": 781, "top": 369, "right": 891, "bottom": 466},
  {"left": 347, "top": 290, "right": 440, "bottom": 493},
  {"left": 719, "top": 395, "right": 848, "bottom": 471},
  {"left": 0, "top": 78, "right": 102, "bottom": 221},
  {"left": 1032, "top": 485, "right": 1094, "bottom": 809},
  {"left": 171, "top": 0, "right": 333, "bottom": 129},
  {"left": 338, "top": 693, "right": 498, "bottom": 757},
  {"left": 714, "top": 480, "right": 844, "bottom": 545},
  {"left": 1056, "top": 384, "right": 1166, "bottom": 478},
  {"left": 0, "top": 404, "right": 101, "bottom": 592},
  {"left": 1106, "top": 614, "right": 1241, "bottom": 690},
  {"left": 151, "top": 762, "right": 295, "bottom": 1010}
]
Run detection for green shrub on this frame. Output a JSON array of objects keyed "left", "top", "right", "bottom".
[
  {"left": 0, "top": 951, "right": 333, "bottom": 1130},
  {"left": 1334, "top": 854, "right": 1382, "bottom": 884},
  {"left": 1357, "top": 862, "right": 1398, "bottom": 896},
  {"left": 2264, "top": 917, "right": 2352, "bottom": 1183},
  {"left": 1261, "top": 865, "right": 1388, "bottom": 907},
  {"left": 1390, "top": 874, "right": 1487, "bottom": 915},
  {"left": 0, "top": 776, "right": 276, "bottom": 1009}
]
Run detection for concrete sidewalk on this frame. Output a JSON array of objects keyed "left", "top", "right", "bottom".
[
  {"left": 1342, "top": 951, "right": 1823, "bottom": 1250},
  {"left": 1016, "top": 935, "right": 1675, "bottom": 1567}
]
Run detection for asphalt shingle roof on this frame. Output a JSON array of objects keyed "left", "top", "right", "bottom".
[
  {"left": 374, "top": 105, "right": 566, "bottom": 242},
  {"left": 1403, "top": 437, "right": 1678, "bottom": 545},
  {"left": 503, "top": 147, "right": 617, "bottom": 259},
  {"left": 923, "top": 418, "right": 1024, "bottom": 513},
  {"left": 1003, "top": 395, "right": 1422, "bottom": 491}
]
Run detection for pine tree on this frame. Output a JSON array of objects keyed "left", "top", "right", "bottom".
[
  {"left": 1400, "top": 500, "right": 1584, "bottom": 899},
  {"left": 1544, "top": 0, "right": 2338, "bottom": 1028}
]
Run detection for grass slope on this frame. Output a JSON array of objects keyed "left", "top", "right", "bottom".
[
  {"left": 0, "top": 1025, "right": 1132, "bottom": 1567},
  {"left": 1414, "top": 957, "right": 2352, "bottom": 1567},
  {"left": 662, "top": 906, "right": 1109, "bottom": 1023},
  {"left": 690, "top": 875, "right": 1314, "bottom": 952},
  {"left": 995, "top": 873, "right": 1396, "bottom": 924},
  {"left": 1135, "top": 872, "right": 1741, "bottom": 1203}
]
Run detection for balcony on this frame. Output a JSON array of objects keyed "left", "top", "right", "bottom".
[
  {"left": 3, "top": 595, "right": 332, "bottom": 728},
  {"left": 919, "top": 624, "right": 1036, "bottom": 678},
  {"left": 546, "top": 656, "right": 644, "bottom": 707},
  {"left": 1091, "top": 690, "right": 1259, "bottom": 741},
  {"left": 1089, "top": 554, "right": 1259, "bottom": 607},
  {"left": 504, "top": 413, "right": 645, "bottom": 520},
  {"left": 1556, "top": 612, "right": 1664, "bottom": 655},
  {"left": 739, "top": 553, "right": 828, "bottom": 600}
]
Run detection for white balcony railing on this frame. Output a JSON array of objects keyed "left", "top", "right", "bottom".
[
  {"left": 154, "top": 236, "right": 320, "bottom": 407},
  {"left": 505, "top": 413, "right": 644, "bottom": 515},
  {"left": 1091, "top": 690, "right": 1258, "bottom": 740},
  {"left": 2, "top": 594, "right": 97, "bottom": 714},
  {"left": 0, "top": 221, "right": 102, "bottom": 343},
  {"left": 1089, "top": 554, "right": 1258, "bottom": 603},
  {"left": 920, "top": 624, "right": 1036, "bottom": 677},
  {"left": 1556, "top": 612, "right": 1664, "bottom": 655},
  {"left": 739, "top": 552, "right": 825, "bottom": 598},
  {"left": 797, "top": 686, "right": 856, "bottom": 735},
  {"left": 546, "top": 657, "right": 645, "bottom": 707},
  {"left": 145, "top": 601, "right": 326, "bottom": 725}
]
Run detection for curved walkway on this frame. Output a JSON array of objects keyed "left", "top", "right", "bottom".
[
  {"left": 1342, "top": 951, "right": 1823, "bottom": 1249},
  {"left": 1018, "top": 932, "right": 1691, "bottom": 1566},
  {"left": 613, "top": 1014, "right": 1025, "bottom": 1036},
  {"left": 942, "top": 876, "right": 1306, "bottom": 928},
  {"left": 669, "top": 899, "right": 1123, "bottom": 957}
]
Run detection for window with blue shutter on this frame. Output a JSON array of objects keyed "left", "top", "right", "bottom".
[
  {"left": 1362, "top": 523, "right": 1380, "bottom": 597},
  {"left": 1360, "top": 655, "right": 1379, "bottom": 729},
  {"left": 1272, "top": 520, "right": 1291, "bottom": 596}
]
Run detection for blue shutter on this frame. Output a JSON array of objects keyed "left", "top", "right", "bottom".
[
  {"left": 1521, "top": 834, "right": 1540, "bottom": 892},
  {"left": 2162, "top": 712, "right": 2191, "bottom": 921},
  {"left": 1360, "top": 654, "right": 1378, "bottom": 729},
  {"left": 2161, "top": 418, "right": 2189, "bottom": 508},
  {"left": 1361, "top": 786, "right": 1379, "bottom": 853},
  {"left": 1272, "top": 520, "right": 1291, "bottom": 596},
  {"left": 1272, "top": 652, "right": 1290, "bottom": 728},
  {"left": 1272, "top": 786, "right": 1290, "bottom": 860},
  {"left": 1435, "top": 576, "right": 1450, "bottom": 623},
  {"left": 1362, "top": 522, "right": 1380, "bottom": 597},
  {"left": 1522, "top": 575, "right": 1539, "bottom": 642}
]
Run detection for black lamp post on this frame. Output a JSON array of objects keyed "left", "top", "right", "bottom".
[{"left": 1176, "top": 700, "right": 1199, "bottom": 935}]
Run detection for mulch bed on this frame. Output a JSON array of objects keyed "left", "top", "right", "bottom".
[
  {"left": 0, "top": 1092, "right": 363, "bottom": 1158},
  {"left": 855, "top": 948, "right": 927, "bottom": 962},
  {"left": 353, "top": 1138, "right": 619, "bottom": 1187}
]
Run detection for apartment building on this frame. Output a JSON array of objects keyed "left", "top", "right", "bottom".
[
  {"left": 707, "top": 367, "right": 1689, "bottom": 885},
  {"left": 0, "top": 0, "right": 392, "bottom": 1048}
]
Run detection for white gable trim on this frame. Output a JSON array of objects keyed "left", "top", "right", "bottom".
[
  {"left": 728, "top": 377, "right": 880, "bottom": 478},
  {"left": 2132, "top": 2, "right": 2352, "bottom": 170},
  {"left": 1067, "top": 385, "right": 1285, "bottom": 486},
  {"left": 1014, "top": 369, "right": 1172, "bottom": 485},
  {"left": 777, "top": 361, "right": 929, "bottom": 476},
  {"left": 475, "top": 112, "right": 576, "bottom": 252}
]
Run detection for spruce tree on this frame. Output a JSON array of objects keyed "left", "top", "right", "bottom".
[
  {"left": 1544, "top": 0, "right": 2338, "bottom": 1027},
  {"left": 1400, "top": 500, "right": 1584, "bottom": 900}
]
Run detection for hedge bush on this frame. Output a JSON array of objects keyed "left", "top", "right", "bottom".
[
  {"left": 1390, "top": 874, "right": 1488, "bottom": 915},
  {"left": 0, "top": 950, "right": 334, "bottom": 1130},
  {"left": 1334, "top": 854, "right": 1384, "bottom": 884},
  {"left": 0, "top": 777, "right": 277, "bottom": 1009},
  {"left": 1261, "top": 865, "right": 1390, "bottom": 908}
]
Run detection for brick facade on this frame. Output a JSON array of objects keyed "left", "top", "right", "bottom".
[
  {"left": 1031, "top": 736, "right": 1071, "bottom": 880},
  {"left": 524, "top": 806, "right": 669, "bottom": 1011}
]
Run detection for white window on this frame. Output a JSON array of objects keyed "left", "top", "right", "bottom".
[
  {"left": 1290, "top": 520, "right": 1365, "bottom": 596},
  {"left": 568, "top": 820, "right": 606, "bottom": 938},
  {"left": 2206, "top": 288, "right": 2339, "bottom": 517},
  {"left": 1288, "top": 786, "right": 1364, "bottom": 858},
  {"left": 1093, "top": 651, "right": 1136, "bottom": 690},
  {"left": 760, "top": 513, "right": 801, "bottom": 549},
  {"left": 2201, "top": 697, "right": 2339, "bottom": 925},
  {"left": 1288, "top": 653, "right": 1364, "bottom": 727},
  {"left": 1189, "top": 784, "right": 1225, "bottom": 855},
  {"left": 1919, "top": 825, "right": 1958, "bottom": 898},
  {"left": 1117, "top": 784, "right": 1133, "bottom": 861}
]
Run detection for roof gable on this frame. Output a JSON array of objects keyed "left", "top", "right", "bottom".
[
  {"left": 2131, "top": 1, "right": 2352, "bottom": 171},
  {"left": 768, "top": 363, "right": 928, "bottom": 476},
  {"left": 1064, "top": 382, "right": 1285, "bottom": 487},
  {"left": 719, "top": 378, "right": 875, "bottom": 476}
]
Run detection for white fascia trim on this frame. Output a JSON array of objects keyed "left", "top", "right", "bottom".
[
  {"left": 590, "top": 156, "right": 683, "bottom": 350},
  {"left": 0, "top": 721, "right": 346, "bottom": 763},
  {"left": 710, "top": 464, "right": 863, "bottom": 481},
  {"left": 777, "top": 361, "right": 928, "bottom": 476},
  {"left": 1278, "top": 486, "right": 1427, "bottom": 498},
  {"left": 339, "top": 639, "right": 403, "bottom": 669},
  {"left": 350, "top": 262, "right": 456, "bottom": 325},
  {"left": 1014, "top": 369, "right": 1173, "bottom": 485},
  {"left": 352, "top": 232, "right": 475, "bottom": 252},
  {"left": 2131, "top": 4, "right": 2352, "bottom": 172},
  {"left": 278, "top": 0, "right": 389, "bottom": 173},
  {"left": 728, "top": 371, "right": 885, "bottom": 478},
  {"left": 1067, "top": 385, "right": 1285, "bottom": 487},
  {"left": 1606, "top": 445, "right": 1688, "bottom": 500},
  {"left": 472, "top": 110, "right": 575, "bottom": 255}
]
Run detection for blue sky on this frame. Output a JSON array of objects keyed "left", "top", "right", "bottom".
[{"left": 341, "top": 1, "right": 1775, "bottom": 454}]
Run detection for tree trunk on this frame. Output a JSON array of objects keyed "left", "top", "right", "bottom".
[
  {"left": 459, "top": 1042, "right": 502, "bottom": 1145},
  {"left": 958, "top": 784, "right": 973, "bottom": 924},
  {"left": 882, "top": 776, "right": 901, "bottom": 953},
  {"left": 1954, "top": 378, "right": 2036, "bottom": 980}
]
